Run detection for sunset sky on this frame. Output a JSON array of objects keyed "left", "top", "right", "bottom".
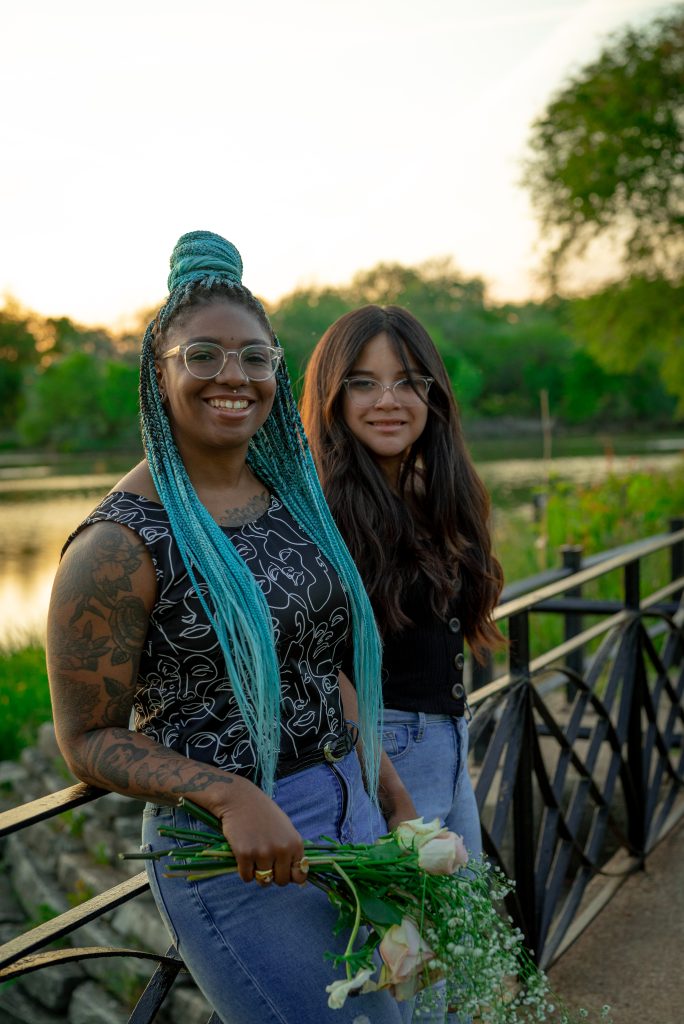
[{"left": 0, "top": 0, "right": 673, "bottom": 327}]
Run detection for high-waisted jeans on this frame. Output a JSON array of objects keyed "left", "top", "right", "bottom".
[
  {"left": 381, "top": 710, "right": 482, "bottom": 1024},
  {"left": 142, "top": 752, "right": 411, "bottom": 1024}
]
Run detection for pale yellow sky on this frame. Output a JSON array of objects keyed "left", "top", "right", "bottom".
[{"left": 0, "top": 0, "right": 673, "bottom": 326}]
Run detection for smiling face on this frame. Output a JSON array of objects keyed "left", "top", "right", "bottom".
[
  {"left": 341, "top": 331, "right": 429, "bottom": 484},
  {"left": 156, "top": 299, "right": 277, "bottom": 462}
]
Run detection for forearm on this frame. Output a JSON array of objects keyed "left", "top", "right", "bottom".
[{"left": 62, "top": 724, "right": 241, "bottom": 818}]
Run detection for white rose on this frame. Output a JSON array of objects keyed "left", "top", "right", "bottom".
[
  {"left": 394, "top": 817, "right": 445, "bottom": 851},
  {"left": 418, "top": 832, "right": 469, "bottom": 874}
]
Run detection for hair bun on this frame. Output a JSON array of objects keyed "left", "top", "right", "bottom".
[{"left": 167, "top": 230, "right": 244, "bottom": 293}]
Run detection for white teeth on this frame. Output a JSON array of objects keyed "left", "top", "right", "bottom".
[{"left": 208, "top": 398, "right": 249, "bottom": 410}]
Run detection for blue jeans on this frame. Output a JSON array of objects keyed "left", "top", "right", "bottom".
[
  {"left": 381, "top": 711, "right": 482, "bottom": 1024},
  {"left": 142, "top": 752, "right": 411, "bottom": 1024}
]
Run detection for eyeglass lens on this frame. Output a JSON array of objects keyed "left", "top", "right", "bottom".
[
  {"left": 184, "top": 343, "right": 279, "bottom": 380},
  {"left": 345, "top": 378, "right": 430, "bottom": 406}
]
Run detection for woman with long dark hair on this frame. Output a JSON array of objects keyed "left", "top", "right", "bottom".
[{"left": 302, "top": 305, "right": 504, "bottom": 1021}]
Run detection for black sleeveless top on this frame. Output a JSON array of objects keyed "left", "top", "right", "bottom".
[{"left": 66, "top": 491, "right": 350, "bottom": 780}]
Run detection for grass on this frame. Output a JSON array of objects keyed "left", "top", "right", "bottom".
[{"left": 0, "top": 638, "right": 51, "bottom": 760}]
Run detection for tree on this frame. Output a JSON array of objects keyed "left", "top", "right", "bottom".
[
  {"left": 523, "top": 8, "right": 684, "bottom": 413},
  {"left": 0, "top": 305, "right": 39, "bottom": 430},
  {"left": 17, "top": 352, "right": 140, "bottom": 452},
  {"left": 524, "top": 8, "right": 684, "bottom": 280}
]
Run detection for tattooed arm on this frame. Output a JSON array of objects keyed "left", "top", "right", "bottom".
[{"left": 47, "top": 520, "right": 307, "bottom": 885}]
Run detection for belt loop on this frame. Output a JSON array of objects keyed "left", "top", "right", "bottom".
[{"left": 416, "top": 711, "right": 427, "bottom": 742}]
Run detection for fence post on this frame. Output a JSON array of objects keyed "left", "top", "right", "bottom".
[
  {"left": 623, "top": 557, "right": 647, "bottom": 856},
  {"left": 624, "top": 559, "right": 641, "bottom": 611},
  {"left": 509, "top": 610, "right": 538, "bottom": 954},
  {"left": 561, "top": 544, "right": 583, "bottom": 701},
  {"left": 670, "top": 516, "right": 684, "bottom": 603}
]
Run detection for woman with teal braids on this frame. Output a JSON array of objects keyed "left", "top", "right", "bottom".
[{"left": 46, "top": 231, "right": 415, "bottom": 1023}]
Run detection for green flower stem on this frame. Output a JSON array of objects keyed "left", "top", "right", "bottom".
[
  {"left": 331, "top": 860, "right": 362, "bottom": 980},
  {"left": 178, "top": 797, "right": 222, "bottom": 830}
]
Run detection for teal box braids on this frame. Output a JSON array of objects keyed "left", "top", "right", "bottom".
[{"left": 139, "top": 231, "right": 383, "bottom": 798}]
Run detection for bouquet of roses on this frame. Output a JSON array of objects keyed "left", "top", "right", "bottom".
[{"left": 124, "top": 801, "right": 611, "bottom": 1022}]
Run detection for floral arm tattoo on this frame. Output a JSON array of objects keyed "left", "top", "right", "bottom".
[{"left": 47, "top": 521, "right": 233, "bottom": 806}]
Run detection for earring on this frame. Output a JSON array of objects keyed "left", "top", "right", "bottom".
[{"left": 159, "top": 387, "right": 167, "bottom": 402}]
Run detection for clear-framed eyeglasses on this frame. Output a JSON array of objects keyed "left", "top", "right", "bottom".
[
  {"left": 161, "top": 342, "right": 283, "bottom": 381},
  {"left": 342, "top": 376, "right": 434, "bottom": 407}
]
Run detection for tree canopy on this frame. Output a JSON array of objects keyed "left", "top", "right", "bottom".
[
  {"left": 524, "top": 8, "right": 684, "bottom": 281},
  {"left": 523, "top": 8, "right": 684, "bottom": 412}
]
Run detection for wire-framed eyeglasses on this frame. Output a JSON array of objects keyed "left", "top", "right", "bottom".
[
  {"left": 161, "top": 342, "right": 283, "bottom": 381},
  {"left": 342, "top": 376, "right": 434, "bottom": 407}
]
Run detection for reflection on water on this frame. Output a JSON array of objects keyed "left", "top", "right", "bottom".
[
  {"left": 1, "top": 450, "right": 683, "bottom": 646},
  {"left": 0, "top": 488, "right": 114, "bottom": 644}
]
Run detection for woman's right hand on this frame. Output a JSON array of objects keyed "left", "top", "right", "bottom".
[{"left": 210, "top": 777, "right": 309, "bottom": 887}]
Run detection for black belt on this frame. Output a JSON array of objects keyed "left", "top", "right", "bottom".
[{"left": 276, "top": 722, "right": 359, "bottom": 779}]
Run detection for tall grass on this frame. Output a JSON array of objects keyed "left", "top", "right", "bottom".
[
  {"left": 492, "top": 463, "right": 684, "bottom": 661},
  {"left": 0, "top": 637, "right": 51, "bottom": 760}
]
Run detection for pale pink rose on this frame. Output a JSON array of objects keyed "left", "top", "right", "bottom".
[
  {"left": 394, "top": 817, "right": 445, "bottom": 851},
  {"left": 379, "top": 917, "right": 436, "bottom": 995},
  {"left": 418, "top": 831, "right": 469, "bottom": 874}
]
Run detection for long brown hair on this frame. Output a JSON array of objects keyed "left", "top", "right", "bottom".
[{"left": 301, "top": 304, "right": 504, "bottom": 660}]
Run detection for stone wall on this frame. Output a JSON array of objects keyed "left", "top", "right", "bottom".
[{"left": 0, "top": 724, "right": 215, "bottom": 1024}]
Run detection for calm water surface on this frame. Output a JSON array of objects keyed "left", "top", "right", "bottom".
[{"left": 1, "top": 440, "right": 683, "bottom": 645}]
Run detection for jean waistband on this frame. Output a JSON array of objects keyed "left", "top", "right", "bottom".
[
  {"left": 382, "top": 709, "right": 458, "bottom": 725},
  {"left": 275, "top": 721, "right": 359, "bottom": 779}
]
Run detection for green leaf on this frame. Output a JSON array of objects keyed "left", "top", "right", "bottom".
[
  {"left": 365, "top": 840, "right": 404, "bottom": 861},
  {"left": 357, "top": 887, "right": 404, "bottom": 926}
]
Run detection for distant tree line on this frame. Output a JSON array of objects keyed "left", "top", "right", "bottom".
[
  {"left": 2, "top": 9, "right": 681, "bottom": 454},
  {"left": 0, "top": 260, "right": 678, "bottom": 454}
]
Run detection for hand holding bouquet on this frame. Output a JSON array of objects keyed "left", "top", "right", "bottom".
[{"left": 125, "top": 803, "right": 611, "bottom": 1023}]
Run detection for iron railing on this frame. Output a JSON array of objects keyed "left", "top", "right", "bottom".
[
  {"left": 469, "top": 517, "right": 684, "bottom": 966},
  {"left": 0, "top": 520, "right": 682, "bottom": 1015}
]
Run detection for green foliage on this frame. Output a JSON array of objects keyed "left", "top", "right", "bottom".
[
  {"left": 524, "top": 8, "right": 684, "bottom": 281},
  {"left": 17, "top": 352, "right": 140, "bottom": 451},
  {"left": 270, "top": 286, "right": 351, "bottom": 385},
  {"left": 66, "top": 879, "right": 96, "bottom": 906},
  {"left": 0, "top": 306, "right": 41, "bottom": 429},
  {"left": 546, "top": 464, "right": 684, "bottom": 553},
  {"left": 523, "top": 9, "right": 684, "bottom": 413},
  {"left": 571, "top": 276, "right": 684, "bottom": 416},
  {"left": 0, "top": 641, "right": 52, "bottom": 758}
]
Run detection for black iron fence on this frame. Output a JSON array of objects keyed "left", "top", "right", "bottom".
[
  {"left": 1, "top": 519, "right": 683, "bottom": 1017},
  {"left": 470, "top": 517, "right": 684, "bottom": 967}
]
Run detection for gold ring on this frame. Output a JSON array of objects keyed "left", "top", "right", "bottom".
[{"left": 254, "top": 868, "right": 274, "bottom": 884}]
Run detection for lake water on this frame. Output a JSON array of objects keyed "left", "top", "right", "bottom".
[{"left": 1, "top": 439, "right": 683, "bottom": 645}]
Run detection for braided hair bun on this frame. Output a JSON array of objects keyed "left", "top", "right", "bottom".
[{"left": 167, "top": 230, "right": 244, "bottom": 293}]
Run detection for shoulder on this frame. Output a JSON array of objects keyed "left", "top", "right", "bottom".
[
  {"left": 112, "top": 460, "right": 160, "bottom": 503},
  {"left": 55, "top": 518, "right": 158, "bottom": 615}
]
